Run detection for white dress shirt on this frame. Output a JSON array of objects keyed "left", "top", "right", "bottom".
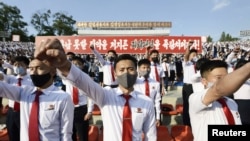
[
  {"left": 233, "top": 79, "right": 250, "bottom": 99},
  {"left": 182, "top": 61, "right": 196, "bottom": 84},
  {"left": 4, "top": 74, "right": 33, "bottom": 108},
  {"left": 134, "top": 77, "right": 161, "bottom": 120},
  {"left": 190, "top": 70, "right": 204, "bottom": 93},
  {"left": 92, "top": 49, "right": 118, "bottom": 86},
  {"left": 60, "top": 65, "right": 157, "bottom": 141},
  {"left": 161, "top": 62, "right": 169, "bottom": 72},
  {"left": 0, "top": 82, "right": 74, "bottom": 141},
  {"left": 149, "top": 62, "right": 165, "bottom": 81},
  {"left": 189, "top": 89, "right": 241, "bottom": 141}
]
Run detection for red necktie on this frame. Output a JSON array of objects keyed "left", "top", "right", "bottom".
[
  {"left": 193, "top": 63, "right": 197, "bottom": 73},
  {"left": 72, "top": 86, "right": 79, "bottom": 105},
  {"left": 122, "top": 95, "right": 132, "bottom": 141},
  {"left": 29, "top": 90, "right": 42, "bottom": 141},
  {"left": 154, "top": 63, "right": 160, "bottom": 82},
  {"left": 111, "top": 62, "right": 115, "bottom": 82},
  {"left": 217, "top": 98, "right": 235, "bottom": 125},
  {"left": 145, "top": 78, "right": 150, "bottom": 97},
  {"left": 13, "top": 78, "right": 22, "bottom": 111}
]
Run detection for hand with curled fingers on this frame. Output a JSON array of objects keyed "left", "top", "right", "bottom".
[
  {"left": 34, "top": 38, "right": 71, "bottom": 74},
  {"left": 34, "top": 38, "right": 66, "bottom": 67}
]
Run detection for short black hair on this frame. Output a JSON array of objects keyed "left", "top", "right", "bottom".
[
  {"left": 149, "top": 49, "right": 159, "bottom": 55},
  {"left": 66, "top": 52, "right": 75, "bottom": 56},
  {"left": 138, "top": 58, "right": 150, "bottom": 67},
  {"left": 190, "top": 49, "right": 198, "bottom": 54},
  {"left": 14, "top": 56, "right": 30, "bottom": 66},
  {"left": 107, "top": 50, "right": 117, "bottom": 57},
  {"left": 114, "top": 54, "right": 137, "bottom": 70},
  {"left": 200, "top": 60, "right": 228, "bottom": 78},
  {"left": 195, "top": 58, "right": 210, "bottom": 71}
]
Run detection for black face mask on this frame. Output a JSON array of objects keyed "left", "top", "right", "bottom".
[
  {"left": 108, "top": 56, "right": 115, "bottom": 62},
  {"left": 151, "top": 57, "right": 159, "bottom": 63},
  {"left": 116, "top": 73, "right": 137, "bottom": 89},
  {"left": 30, "top": 72, "right": 51, "bottom": 87}
]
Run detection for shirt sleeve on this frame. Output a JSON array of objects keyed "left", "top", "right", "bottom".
[
  {"left": 154, "top": 82, "right": 161, "bottom": 120},
  {"left": 92, "top": 49, "right": 106, "bottom": 66},
  {"left": 0, "top": 81, "right": 21, "bottom": 101},
  {"left": 189, "top": 89, "right": 210, "bottom": 114}
]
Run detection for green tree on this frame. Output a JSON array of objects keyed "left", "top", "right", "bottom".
[
  {"left": 31, "top": 10, "right": 77, "bottom": 36},
  {"left": 0, "top": 2, "right": 29, "bottom": 41},
  {"left": 52, "top": 12, "right": 77, "bottom": 35},
  {"left": 219, "top": 32, "right": 240, "bottom": 42},
  {"left": 219, "top": 31, "right": 227, "bottom": 42},
  {"left": 206, "top": 35, "right": 213, "bottom": 42},
  {"left": 31, "top": 9, "right": 55, "bottom": 36}
]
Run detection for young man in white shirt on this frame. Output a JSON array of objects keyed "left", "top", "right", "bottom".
[
  {"left": 134, "top": 58, "right": 161, "bottom": 126},
  {"left": 189, "top": 60, "right": 250, "bottom": 141},
  {"left": 0, "top": 58, "right": 74, "bottom": 141},
  {"left": 2, "top": 56, "right": 33, "bottom": 141},
  {"left": 182, "top": 41, "right": 198, "bottom": 127},
  {"left": 90, "top": 45, "right": 118, "bottom": 88},
  {"left": 34, "top": 38, "right": 157, "bottom": 141}
]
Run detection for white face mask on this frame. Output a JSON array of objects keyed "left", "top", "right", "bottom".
[
  {"left": 206, "top": 82, "right": 214, "bottom": 89},
  {"left": 192, "top": 57, "right": 198, "bottom": 62},
  {"left": 231, "top": 58, "right": 237, "bottom": 64},
  {"left": 13, "top": 66, "right": 26, "bottom": 75}
]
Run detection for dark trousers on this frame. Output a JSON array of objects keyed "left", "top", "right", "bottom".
[
  {"left": 72, "top": 105, "right": 89, "bottom": 141},
  {"left": 235, "top": 99, "right": 250, "bottom": 125},
  {"left": 164, "top": 71, "right": 169, "bottom": 91},
  {"left": 182, "top": 83, "right": 193, "bottom": 127},
  {"left": 6, "top": 108, "right": 20, "bottom": 141}
]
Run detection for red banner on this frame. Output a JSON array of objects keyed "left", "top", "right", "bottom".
[{"left": 35, "top": 36, "right": 202, "bottom": 54}]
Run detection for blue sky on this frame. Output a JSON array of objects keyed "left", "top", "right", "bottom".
[{"left": 2, "top": 0, "right": 250, "bottom": 41}]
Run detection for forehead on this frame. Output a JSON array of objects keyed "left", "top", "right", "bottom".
[
  {"left": 150, "top": 52, "right": 158, "bottom": 56},
  {"left": 139, "top": 64, "right": 150, "bottom": 68},
  {"left": 116, "top": 60, "right": 135, "bottom": 69},
  {"left": 190, "top": 52, "right": 197, "bottom": 56},
  {"left": 108, "top": 52, "right": 115, "bottom": 56},
  {"left": 206, "top": 67, "right": 228, "bottom": 77}
]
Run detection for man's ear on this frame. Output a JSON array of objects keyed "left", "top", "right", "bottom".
[{"left": 201, "top": 78, "right": 208, "bottom": 89}]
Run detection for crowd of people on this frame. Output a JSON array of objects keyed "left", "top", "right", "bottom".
[{"left": 0, "top": 38, "right": 249, "bottom": 141}]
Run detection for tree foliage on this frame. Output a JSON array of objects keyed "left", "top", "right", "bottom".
[
  {"left": 0, "top": 2, "right": 29, "bottom": 41},
  {"left": 53, "top": 12, "right": 77, "bottom": 35},
  {"left": 31, "top": 9, "right": 77, "bottom": 36},
  {"left": 0, "top": 2, "right": 241, "bottom": 42},
  {"left": 219, "top": 31, "right": 239, "bottom": 42},
  {"left": 31, "top": 9, "right": 55, "bottom": 36},
  {"left": 206, "top": 35, "right": 213, "bottom": 42}
]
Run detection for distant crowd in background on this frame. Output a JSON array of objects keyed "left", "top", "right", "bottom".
[
  {"left": 0, "top": 40, "right": 249, "bottom": 84},
  {"left": 0, "top": 38, "right": 249, "bottom": 141}
]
